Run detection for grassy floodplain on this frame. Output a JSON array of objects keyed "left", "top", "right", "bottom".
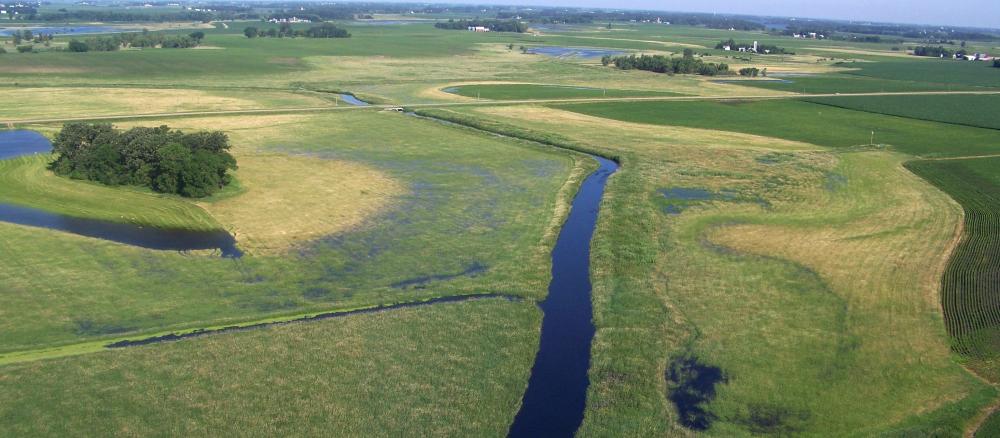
[
  {"left": 425, "top": 103, "right": 998, "bottom": 435},
  {"left": 3, "top": 14, "right": 1000, "bottom": 437},
  {"left": 0, "top": 110, "right": 579, "bottom": 354}
]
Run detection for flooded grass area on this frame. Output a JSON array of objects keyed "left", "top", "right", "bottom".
[{"left": 0, "top": 111, "right": 576, "bottom": 353}]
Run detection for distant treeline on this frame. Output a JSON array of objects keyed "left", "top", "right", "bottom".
[
  {"left": 434, "top": 19, "right": 526, "bottom": 33},
  {"left": 243, "top": 23, "right": 350, "bottom": 38},
  {"left": 499, "top": 10, "right": 764, "bottom": 30},
  {"left": 602, "top": 50, "right": 730, "bottom": 76},
  {"left": 51, "top": 124, "right": 237, "bottom": 198},
  {"left": 775, "top": 21, "right": 999, "bottom": 42},
  {"left": 67, "top": 31, "right": 204, "bottom": 52},
  {"left": 714, "top": 39, "right": 791, "bottom": 54},
  {"left": 913, "top": 46, "right": 955, "bottom": 57}
]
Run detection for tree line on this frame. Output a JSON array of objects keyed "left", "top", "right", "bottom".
[
  {"left": 714, "top": 39, "right": 791, "bottom": 54},
  {"left": 434, "top": 19, "right": 526, "bottom": 33},
  {"left": 601, "top": 50, "right": 730, "bottom": 76},
  {"left": 66, "top": 31, "right": 204, "bottom": 52},
  {"left": 243, "top": 23, "right": 350, "bottom": 38},
  {"left": 50, "top": 123, "right": 237, "bottom": 198}
]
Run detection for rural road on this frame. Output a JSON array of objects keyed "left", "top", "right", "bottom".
[{"left": 6, "top": 90, "right": 1000, "bottom": 125}]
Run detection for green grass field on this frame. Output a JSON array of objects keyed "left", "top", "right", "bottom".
[
  {"left": 906, "top": 157, "right": 1000, "bottom": 381},
  {"left": 553, "top": 99, "right": 1000, "bottom": 157},
  {"left": 442, "top": 83, "right": 682, "bottom": 100}
]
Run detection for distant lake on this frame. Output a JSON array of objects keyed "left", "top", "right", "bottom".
[{"left": 0, "top": 25, "right": 137, "bottom": 36}]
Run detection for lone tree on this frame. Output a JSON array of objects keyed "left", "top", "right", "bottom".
[
  {"left": 67, "top": 39, "right": 89, "bottom": 52},
  {"left": 243, "top": 26, "right": 259, "bottom": 38}
]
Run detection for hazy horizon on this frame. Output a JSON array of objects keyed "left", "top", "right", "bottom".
[{"left": 372, "top": 0, "right": 1000, "bottom": 30}]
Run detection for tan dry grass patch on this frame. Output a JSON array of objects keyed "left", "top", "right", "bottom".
[{"left": 200, "top": 154, "right": 405, "bottom": 254}]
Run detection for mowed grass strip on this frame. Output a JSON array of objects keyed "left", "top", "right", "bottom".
[
  {"left": 906, "top": 157, "right": 1000, "bottom": 381},
  {"left": 0, "top": 154, "right": 221, "bottom": 231},
  {"left": 552, "top": 99, "right": 1000, "bottom": 158},
  {"left": 0, "top": 298, "right": 539, "bottom": 437}
]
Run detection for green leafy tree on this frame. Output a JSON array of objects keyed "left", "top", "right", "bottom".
[
  {"left": 67, "top": 39, "right": 89, "bottom": 52},
  {"left": 243, "top": 26, "right": 259, "bottom": 38}
]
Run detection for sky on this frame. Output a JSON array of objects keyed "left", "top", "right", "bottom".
[{"left": 402, "top": 0, "right": 1000, "bottom": 30}]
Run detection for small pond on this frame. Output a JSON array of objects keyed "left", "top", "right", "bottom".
[
  {"left": 0, "top": 130, "right": 242, "bottom": 257},
  {"left": 526, "top": 46, "right": 625, "bottom": 59},
  {"left": 338, "top": 94, "right": 370, "bottom": 106}
]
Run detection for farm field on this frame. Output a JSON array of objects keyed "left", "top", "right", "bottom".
[
  {"left": 906, "top": 157, "right": 1000, "bottom": 381},
  {"left": 442, "top": 83, "right": 683, "bottom": 100},
  {"left": 553, "top": 99, "right": 1000, "bottom": 157},
  {"left": 806, "top": 94, "right": 1000, "bottom": 130},
  {"left": 2, "top": 8, "right": 1000, "bottom": 437}
]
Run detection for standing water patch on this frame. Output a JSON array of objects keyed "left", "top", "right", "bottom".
[
  {"left": 526, "top": 46, "right": 625, "bottom": 59},
  {"left": 0, "top": 130, "right": 51, "bottom": 159}
]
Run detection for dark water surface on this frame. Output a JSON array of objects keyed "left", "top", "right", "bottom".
[
  {"left": 0, "top": 131, "right": 241, "bottom": 257},
  {"left": 509, "top": 156, "right": 618, "bottom": 437}
]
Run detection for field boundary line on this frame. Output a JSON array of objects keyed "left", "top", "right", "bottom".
[{"left": 6, "top": 90, "right": 1000, "bottom": 126}]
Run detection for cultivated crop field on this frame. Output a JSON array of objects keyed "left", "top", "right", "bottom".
[
  {"left": 906, "top": 157, "right": 1000, "bottom": 380},
  {"left": 2, "top": 9, "right": 1000, "bottom": 437}
]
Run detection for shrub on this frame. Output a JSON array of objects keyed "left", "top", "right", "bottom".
[{"left": 16, "top": 45, "right": 33, "bottom": 53}]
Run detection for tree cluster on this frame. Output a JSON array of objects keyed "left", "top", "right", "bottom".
[
  {"left": 739, "top": 67, "right": 761, "bottom": 77},
  {"left": 66, "top": 31, "right": 204, "bottom": 52},
  {"left": 434, "top": 19, "right": 526, "bottom": 33},
  {"left": 50, "top": 123, "right": 237, "bottom": 198},
  {"left": 9, "top": 30, "right": 54, "bottom": 46},
  {"left": 913, "top": 45, "right": 954, "bottom": 57},
  {"left": 243, "top": 23, "right": 350, "bottom": 38},
  {"left": 601, "top": 50, "right": 730, "bottom": 76},
  {"left": 994, "top": 59, "right": 1000, "bottom": 68}
]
